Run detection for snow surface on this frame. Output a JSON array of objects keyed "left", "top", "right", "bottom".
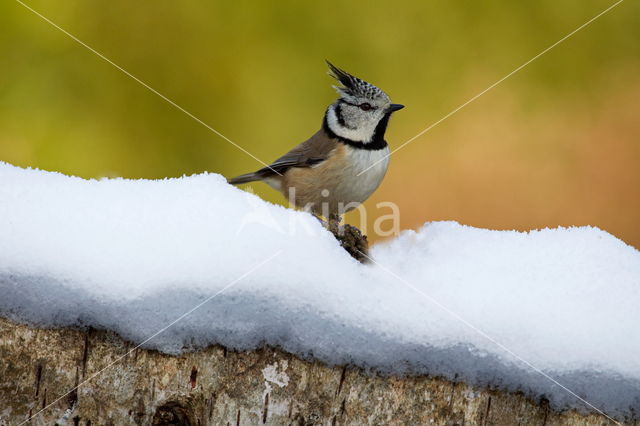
[{"left": 1, "top": 161, "right": 639, "bottom": 419}]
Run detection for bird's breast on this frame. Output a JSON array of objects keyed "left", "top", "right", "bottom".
[
  {"left": 341, "top": 145, "right": 390, "bottom": 202},
  {"left": 311, "top": 144, "right": 390, "bottom": 205},
  {"left": 283, "top": 143, "right": 390, "bottom": 213}
]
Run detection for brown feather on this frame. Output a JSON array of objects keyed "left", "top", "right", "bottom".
[
  {"left": 227, "top": 129, "right": 338, "bottom": 185},
  {"left": 228, "top": 128, "right": 388, "bottom": 217}
]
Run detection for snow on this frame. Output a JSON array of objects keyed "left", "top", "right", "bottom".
[{"left": 1, "top": 161, "right": 639, "bottom": 419}]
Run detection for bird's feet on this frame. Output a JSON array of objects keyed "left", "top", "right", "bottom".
[
  {"left": 316, "top": 214, "right": 369, "bottom": 263},
  {"left": 333, "top": 223, "right": 369, "bottom": 263}
]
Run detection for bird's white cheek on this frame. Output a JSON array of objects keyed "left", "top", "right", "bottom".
[{"left": 327, "top": 107, "right": 376, "bottom": 143}]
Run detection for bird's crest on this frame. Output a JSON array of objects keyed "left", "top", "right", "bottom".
[{"left": 326, "top": 60, "right": 390, "bottom": 103}]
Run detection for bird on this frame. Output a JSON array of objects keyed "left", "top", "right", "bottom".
[{"left": 228, "top": 61, "right": 404, "bottom": 223}]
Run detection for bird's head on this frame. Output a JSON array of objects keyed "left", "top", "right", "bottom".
[{"left": 324, "top": 61, "right": 404, "bottom": 146}]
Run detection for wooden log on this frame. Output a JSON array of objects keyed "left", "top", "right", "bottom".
[{"left": 0, "top": 317, "right": 624, "bottom": 425}]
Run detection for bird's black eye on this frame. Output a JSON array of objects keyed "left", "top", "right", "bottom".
[{"left": 359, "top": 103, "right": 372, "bottom": 111}]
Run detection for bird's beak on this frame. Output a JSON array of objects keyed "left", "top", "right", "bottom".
[{"left": 388, "top": 104, "right": 405, "bottom": 112}]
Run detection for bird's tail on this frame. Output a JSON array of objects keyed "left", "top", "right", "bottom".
[{"left": 228, "top": 172, "right": 260, "bottom": 185}]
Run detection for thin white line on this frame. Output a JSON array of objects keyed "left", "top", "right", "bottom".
[
  {"left": 21, "top": 250, "right": 282, "bottom": 425},
  {"left": 13, "top": 0, "right": 282, "bottom": 176},
  {"left": 358, "top": 250, "right": 621, "bottom": 425},
  {"left": 358, "top": 0, "right": 625, "bottom": 176}
]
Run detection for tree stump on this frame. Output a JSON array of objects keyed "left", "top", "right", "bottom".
[{"left": 0, "top": 317, "right": 624, "bottom": 425}]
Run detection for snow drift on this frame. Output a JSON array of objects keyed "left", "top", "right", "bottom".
[{"left": 0, "top": 161, "right": 639, "bottom": 419}]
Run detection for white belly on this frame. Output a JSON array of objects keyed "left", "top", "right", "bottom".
[
  {"left": 281, "top": 144, "right": 390, "bottom": 215},
  {"left": 333, "top": 145, "right": 390, "bottom": 206}
]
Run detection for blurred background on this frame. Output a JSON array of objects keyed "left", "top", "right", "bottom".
[{"left": 1, "top": 1, "right": 639, "bottom": 246}]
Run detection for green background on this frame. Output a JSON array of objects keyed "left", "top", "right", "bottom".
[{"left": 1, "top": 1, "right": 639, "bottom": 245}]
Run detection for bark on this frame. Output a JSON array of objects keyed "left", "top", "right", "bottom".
[
  {"left": 0, "top": 317, "right": 625, "bottom": 425},
  {"left": 331, "top": 223, "right": 369, "bottom": 263}
]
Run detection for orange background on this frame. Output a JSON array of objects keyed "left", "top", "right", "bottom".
[{"left": 1, "top": 1, "right": 638, "bottom": 247}]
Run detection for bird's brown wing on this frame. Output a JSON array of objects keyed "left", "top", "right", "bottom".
[{"left": 254, "top": 129, "right": 338, "bottom": 178}]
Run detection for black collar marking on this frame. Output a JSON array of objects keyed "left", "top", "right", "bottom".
[
  {"left": 335, "top": 102, "right": 348, "bottom": 128},
  {"left": 323, "top": 107, "right": 390, "bottom": 151}
]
